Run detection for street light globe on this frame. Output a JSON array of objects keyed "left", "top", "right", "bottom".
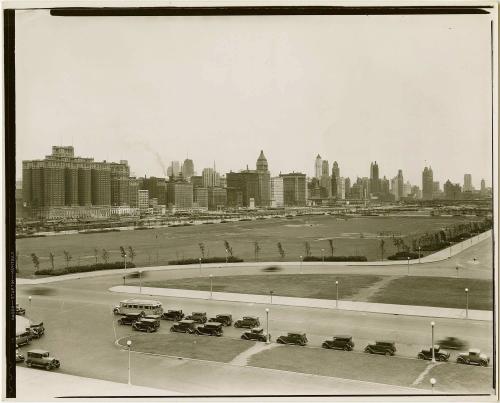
[
  {"left": 431, "top": 321, "right": 435, "bottom": 326},
  {"left": 28, "top": 296, "right": 32, "bottom": 301},
  {"left": 465, "top": 288, "right": 469, "bottom": 292},
  {"left": 430, "top": 378, "right": 436, "bottom": 386},
  {"left": 407, "top": 257, "right": 410, "bottom": 260},
  {"left": 209, "top": 274, "right": 213, "bottom": 278},
  {"left": 335, "top": 280, "right": 339, "bottom": 285},
  {"left": 299, "top": 255, "right": 302, "bottom": 259},
  {"left": 265, "top": 308, "right": 269, "bottom": 313},
  {"left": 127, "top": 340, "right": 132, "bottom": 347}
]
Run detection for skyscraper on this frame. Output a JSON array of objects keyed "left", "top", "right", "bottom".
[
  {"left": 280, "top": 172, "right": 307, "bottom": 206},
  {"left": 182, "top": 158, "right": 195, "bottom": 179},
  {"left": 202, "top": 167, "right": 220, "bottom": 188},
  {"left": 397, "top": 169, "right": 404, "bottom": 199},
  {"left": 331, "top": 161, "right": 340, "bottom": 180},
  {"left": 370, "top": 161, "right": 380, "bottom": 194},
  {"left": 167, "top": 161, "right": 181, "bottom": 178},
  {"left": 481, "top": 179, "right": 486, "bottom": 194},
  {"left": 320, "top": 160, "right": 330, "bottom": 197},
  {"left": 314, "top": 155, "right": 322, "bottom": 179},
  {"left": 464, "top": 174, "right": 473, "bottom": 192},
  {"left": 422, "top": 166, "right": 433, "bottom": 200}
]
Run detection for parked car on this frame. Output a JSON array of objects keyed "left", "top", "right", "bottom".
[
  {"left": 16, "top": 345, "right": 24, "bottom": 363},
  {"left": 185, "top": 312, "right": 207, "bottom": 324},
  {"left": 322, "top": 335, "right": 355, "bottom": 351},
  {"left": 16, "top": 304, "right": 25, "bottom": 316},
  {"left": 143, "top": 315, "right": 161, "bottom": 327},
  {"left": 16, "top": 331, "right": 32, "bottom": 347},
  {"left": 234, "top": 316, "right": 260, "bottom": 329},
  {"left": 195, "top": 322, "right": 223, "bottom": 337},
  {"left": 132, "top": 318, "right": 159, "bottom": 333},
  {"left": 29, "top": 321, "right": 45, "bottom": 338},
  {"left": 118, "top": 313, "right": 144, "bottom": 325},
  {"left": 276, "top": 332, "right": 308, "bottom": 346},
  {"left": 162, "top": 309, "right": 185, "bottom": 321},
  {"left": 241, "top": 327, "right": 269, "bottom": 342},
  {"left": 437, "top": 337, "right": 468, "bottom": 350},
  {"left": 208, "top": 314, "right": 233, "bottom": 326},
  {"left": 417, "top": 346, "right": 450, "bottom": 361},
  {"left": 364, "top": 341, "right": 396, "bottom": 356},
  {"left": 25, "top": 350, "right": 60, "bottom": 370},
  {"left": 456, "top": 349, "right": 490, "bottom": 366},
  {"left": 170, "top": 320, "right": 197, "bottom": 334}
]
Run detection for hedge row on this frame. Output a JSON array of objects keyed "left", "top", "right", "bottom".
[
  {"left": 303, "top": 256, "right": 368, "bottom": 262},
  {"left": 387, "top": 252, "right": 420, "bottom": 260},
  {"left": 35, "top": 261, "right": 136, "bottom": 276},
  {"left": 168, "top": 256, "right": 244, "bottom": 265}
]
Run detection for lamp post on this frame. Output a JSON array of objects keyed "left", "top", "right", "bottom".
[
  {"left": 335, "top": 280, "right": 339, "bottom": 309},
  {"left": 124, "top": 254, "right": 127, "bottom": 270},
  {"left": 225, "top": 249, "right": 228, "bottom": 264},
  {"left": 299, "top": 255, "right": 303, "bottom": 274},
  {"left": 407, "top": 256, "right": 410, "bottom": 276},
  {"left": 139, "top": 270, "right": 142, "bottom": 294},
  {"left": 456, "top": 266, "right": 459, "bottom": 278},
  {"left": 431, "top": 321, "right": 436, "bottom": 363},
  {"left": 265, "top": 308, "right": 270, "bottom": 344},
  {"left": 418, "top": 246, "right": 421, "bottom": 264},
  {"left": 199, "top": 257, "right": 202, "bottom": 276},
  {"left": 321, "top": 249, "right": 325, "bottom": 263},
  {"left": 127, "top": 340, "right": 132, "bottom": 385},
  {"left": 449, "top": 245, "right": 452, "bottom": 258},
  {"left": 465, "top": 288, "right": 469, "bottom": 319},
  {"left": 28, "top": 296, "right": 32, "bottom": 312},
  {"left": 270, "top": 290, "right": 274, "bottom": 304},
  {"left": 209, "top": 274, "right": 213, "bottom": 299},
  {"left": 430, "top": 378, "right": 436, "bottom": 394}
]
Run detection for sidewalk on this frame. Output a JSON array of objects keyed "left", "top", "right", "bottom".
[
  {"left": 15, "top": 367, "right": 180, "bottom": 400},
  {"left": 17, "top": 230, "right": 491, "bottom": 285},
  {"left": 109, "top": 285, "right": 492, "bottom": 321}
]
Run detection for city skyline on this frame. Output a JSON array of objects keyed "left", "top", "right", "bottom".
[{"left": 15, "top": 12, "right": 492, "bottom": 187}]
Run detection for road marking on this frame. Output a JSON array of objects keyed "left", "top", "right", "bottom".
[{"left": 411, "top": 362, "right": 442, "bottom": 386}]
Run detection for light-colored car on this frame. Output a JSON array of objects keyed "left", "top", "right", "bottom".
[{"left": 456, "top": 349, "right": 490, "bottom": 367}]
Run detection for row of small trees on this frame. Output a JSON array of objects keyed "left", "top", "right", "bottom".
[{"left": 25, "top": 246, "right": 137, "bottom": 273}]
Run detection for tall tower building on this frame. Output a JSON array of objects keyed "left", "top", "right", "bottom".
[
  {"left": 481, "top": 179, "right": 486, "bottom": 194},
  {"left": 314, "top": 155, "right": 322, "bottom": 179},
  {"left": 202, "top": 166, "right": 220, "bottom": 187},
  {"left": 320, "top": 160, "right": 330, "bottom": 197},
  {"left": 182, "top": 158, "right": 195, "bottom": 179},
  {"left": 331, "top": 161, "right": 340, "bottom": 180},
  {"left": 464, "top": 174, "right": 473, "bottom": 192},
  {"left": 370, "top": 161, "right": 380, "bottom": 194},
  {"left": 397, "top": 169, "right": 404, "bottom": 199},
  {"left": 422, "top": 166, "right": 434, "bottom": 200}
]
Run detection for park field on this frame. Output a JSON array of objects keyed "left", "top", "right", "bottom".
[
  {"left": 141, "top": 274, "right": 493, "bottom": 310},
  {"left": 16, "top": 215, "right": 484, "bottom": 277}
]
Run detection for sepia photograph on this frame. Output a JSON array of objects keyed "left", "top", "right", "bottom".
[{"left": 4, "top": 1, "right": 498, "bottom": 400}]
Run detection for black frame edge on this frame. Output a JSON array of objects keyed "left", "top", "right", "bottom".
[{"left": 4, "top": 7, "right": 16, "bottom": 399}]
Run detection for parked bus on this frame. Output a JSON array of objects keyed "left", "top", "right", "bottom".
[{"left": 113, "top": 299, "right": 163, "bottom": 316}]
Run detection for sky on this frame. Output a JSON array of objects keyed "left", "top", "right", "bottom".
[{"left": 15, "top": 10, "right": 494, "bottom": 188}]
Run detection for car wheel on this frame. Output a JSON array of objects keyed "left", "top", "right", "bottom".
[
  {"left": 46, "top": 364, "right": 52, "bottom": 370},
  {"left": 26, "top": 362, "right": 32, "bottom": 368},
  {"left": 457, "top": 357, "right": 464, "bottom": 364},
  {"left": 343, "top": 345, "right": 350, "bottom": 351},
  {"left": 277, "top": 339, "right": 284, "bottom": 344},
  {"left": 438, "top": 355, "right": 447, "bottom": 362},
  {"left": 364, "top": 348, "right": 371, "bottom": 354},
  {"left": 418, "top": 353, "right": 425, "bottom": 360},
  {"left": 481, "top": 361, "right": 488, "bottom": 367},
  {"left": 322, "top": 343, "right": 329, "bottom": 349},
  {"left": 385, "top": 351, "right": 391, "bottom": 356}
]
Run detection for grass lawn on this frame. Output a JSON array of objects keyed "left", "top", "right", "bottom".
[
  {"left": 141, "top": 274, "right": 382, "bottom": 300},
  {"left": 117, "top": 333, "right": 255, "bottom": 363},
  {"left": 370, "top": 277, "right": 493, "bottom": 310},
  {"left": 249, "top": 346, "right": 428, "bottom": 388},
  {"left": 16, "top": 215, "right": 482, "bottom": 277},
  {"left": 424, "top": 362, "right": 493, "bottom": 394}
]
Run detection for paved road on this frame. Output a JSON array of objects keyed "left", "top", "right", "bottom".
[{"left": 14, "top": 238, "right": 494, "bottom": 396}]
